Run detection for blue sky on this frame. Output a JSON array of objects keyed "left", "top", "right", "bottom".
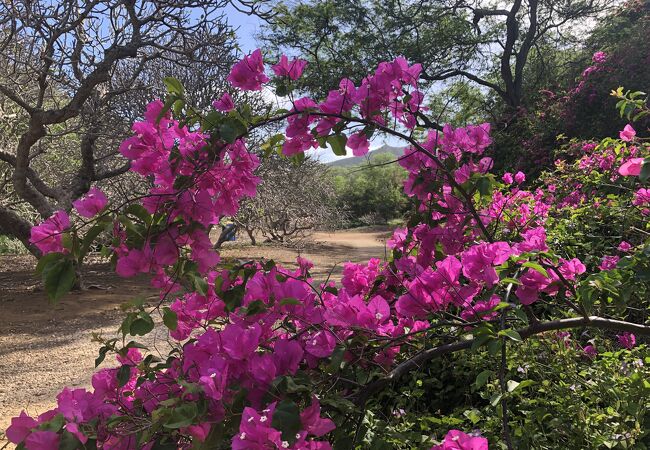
[{"left": 224, "top": 5, "right": 263, "bottom": 54}]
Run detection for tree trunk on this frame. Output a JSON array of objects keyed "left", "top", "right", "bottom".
[
  {"left": 214, "top": 225, "right": 238, "bottom": 249},
  {"left": 0, "top": 207, "right": 39, "bottom": 257},
  {"left": 246, "top": 228, "right": 257, "bottom": 246}
]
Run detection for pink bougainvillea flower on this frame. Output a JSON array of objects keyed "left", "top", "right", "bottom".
[
  {"left": 618, "top": 241, "right": 632, "bottom": 252},
  {"left": 115, "top": 248, "right": 151, "bottom": 278},
  {"left": 272, "top": 54, "right": 308, "bottom": 80},
  {"left": 185, "top": 423, "right": 212, "bottom": 442},
  {"left": 514, "top": 171, "right": 526, "bottom": 184},
  {"left": 24, "top": 430, "right": 60, "bottom": 450},
  {"left": 633, "top": 188, "right": 650, "bottom": 206},
  {"left": 300, "top": 396, "right": 336, "bottom": 437},
  {"left": 431, "top": 429, "right": 488, "bottom": 450},
  {"left": 599, "top": 255, "right": 619, "bottom": 271},
  {"left": 582, "top": 142, "right": 596, "bottom": 152},
  {"left": 618, "top": 157, "right": 644, "bottom": 176},
  {"left": 592, "top": 51, "right": 607, "bottom": 64},
  {"left": 296, "top": 255, "right": 314, "bottom": 275},
  {"left": 619, "top": 124, "right": 636, "bottom": 142},
  {"left": 273, "top": 339, "right": 304, "bottom": 375},
  {"left": 221, "top": 323, "right": 262, "bottom": 360},
  {"left": 304, "top": 330, "right": 336, "bottom": 357},
  {"left": 65, "top": 422, "right": 88, "bottom": 444},
  {"left": 478, "top": 157, "right": 493, "bottom": 174},
  {"left": 212, "top": 92, "right": 235, "bottom": 112},
  {"left": 232, "top": 404, "right": 283, "bottom": 449},
  {"left": 583, "top": 345, "right": 597, "bottom": 358},
  {"left": 227, "top": 49, "right": 269, "bottom": 91},
  {"left": 461, "top": 241, "right": 512, "bottom": 286},
  {"left": 72, "top": 187, "right": 108, "bottom": 218},
  {"left": 29, "top": 210, "right": 70, "bottom": 254},
  {"left": 502, "top": 172, "right": 514, "bottom": 184},
  {"left": 515, "top": 268, "right": 549, "bottom": 305},
  {"left": 116, "top": 347, "right": 143, "bottom": 366},
  {"left": 5, "top": 411, "right": 37, "bottom": 444},
  {"left": 617, "top": 332, "right": 636, "bottom": 349},
  {"left": 347, "top": 132, "right": 370, "bottom": 157}
]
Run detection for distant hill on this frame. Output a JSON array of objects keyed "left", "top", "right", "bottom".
[{"left": 326, "top": 144, "right": 405, "bottom": 168}]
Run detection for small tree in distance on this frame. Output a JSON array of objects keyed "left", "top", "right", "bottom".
[{"left": 233, "top": 156, "right": 340, "bottom": 245}]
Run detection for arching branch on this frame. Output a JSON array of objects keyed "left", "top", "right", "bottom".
[{"left": 356, "top": 315, "right": 650, "bottom": 406}]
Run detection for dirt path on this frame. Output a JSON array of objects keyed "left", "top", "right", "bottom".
[{"left": 0, "top": 229, "right": 389, "bottom": 436}]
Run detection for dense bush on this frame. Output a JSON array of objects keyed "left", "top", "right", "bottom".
[
  {"left": 331, "top": 153, "right": 409, "bottom": 227},
  {"left": 5, "top": 51, "right": 650, "bottom": 450},
  {"left": 492, "top": 1, "right": 650, "bottom": 176}
]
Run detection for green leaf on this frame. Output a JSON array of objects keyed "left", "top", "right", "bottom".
[
  {"left": 219, "top": 117, "right": 248, "bottom": 143},
  {"left": 323, "top": 286, "right": 338, "bottom": 295},
  {"left": 513, "top": 379, "right": 536, "bottom": 392},
  {"left": 476, "top": 176, "right": 492, "bottom": 196},
  {"left": 164, "top": 402, "right": 198, "bottom": 429},
  {"left": 163, "top": 77, "right": 184, "bottom": 96},
  {"left": 61, "top": 233, "right": 73, "bottom": 252},
  {"left": 290, "top": 151, "right": 305, "bottom": 165},
  {"left": 489, "top": 393, "right": 503, "bottom": 407},
  {"left": 157, "top": 96, "right": 179, "bottom": 123},
  {"left": 79, "top": 220, "right": 111, "bottom": 261},
  {"left": 507, "top": 380, "right": 520, "bottom": 392},
  {"left": 474, "top": 370, "right": 493, "bottom": 389},
  {"left": 43, "top": 259, "right": 76, "bottom": 302},
  {"left": 327, "top": 345, "right": 346, "bottom": 374},
  {"left": 279, "top": 297, "right": 302, "bottom": 306},
  {"left": 95, "top": 346, "right": 110, "bottom": 368},
  {"left": 117, "top": 364, "right": 131, "bottom": 387},
  {"left": 130, "top": 311, "right": 155, "bottom": 336},
  {"left": 513, "top": 307, "right": 529, "bottom": 324},
  {"left": 36, "top": 252, "right": 64, "bottom": 275},
  {"left": 59, "top": 431, "right": 83, "bottom": 450},
  {"left": 271, "top": 400, "right": 302, "bottom": 444},
  {"left": 470, "top": 334, "right": 493, "bottom": 352},
  {"left": 328, "top": 134, "right": 348, "bottom": 156},
  {"left": 640, "top": 161, "right": 650, "bottom": 183},
  {"left": 487, "top": 339, "right": 501, "bottom": 356},
  {"left": 243, "top": 299, "right": 268, "bottom": 316},
  {"left": 521, "top": 261, "right": 549, "bottom": 278},
  {"left": 275, "top": 81, "right": 289, "bottom": 97},
  {"left": 500, "top": 329, "right": 523, "bottom": 342},
  {"left": 162, "top": 307, "right": 178, "bottom": 331},
  {"left": 463, "top": 409, "right": 482, "bottom": 425},
  {"left": 126, "top": 204, "right": 152, "bottom": 225},
  {"left": 223, "top": 285, "right": 245, "bottom": 311},
  {"left": 151, "top": 440, "right": 178, "bottom": 450},
  {"left": 333, "top": 436, "right": 355, "bottom": 450},
  {"left": 192, "top": 274, "right": 209, "bottom": 296},
  {"left": 38, "top": 414, "right": 65, "bottom": 432}
]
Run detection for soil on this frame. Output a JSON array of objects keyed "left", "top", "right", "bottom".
[{"left": 0, "top": 229, "right": 389, "bottom": 438}]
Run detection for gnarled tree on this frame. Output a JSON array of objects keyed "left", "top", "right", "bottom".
[
  {"left": 0, "top": 0, "right": 270, "bottom": 253},
  {"left": 261, "top": 0, "right": 618, "bottom": 115},
  {"left": 234, "top": 156, "right": 340, "bottom": 244}
]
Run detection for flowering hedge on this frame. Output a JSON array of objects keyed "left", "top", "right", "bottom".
[{"left": 8, "top": 50, "right": 650, "bottom": 449}]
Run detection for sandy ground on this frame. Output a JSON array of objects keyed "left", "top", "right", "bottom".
[{"left": 0, "top": 229, "right": 389, "bottom": 438}]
